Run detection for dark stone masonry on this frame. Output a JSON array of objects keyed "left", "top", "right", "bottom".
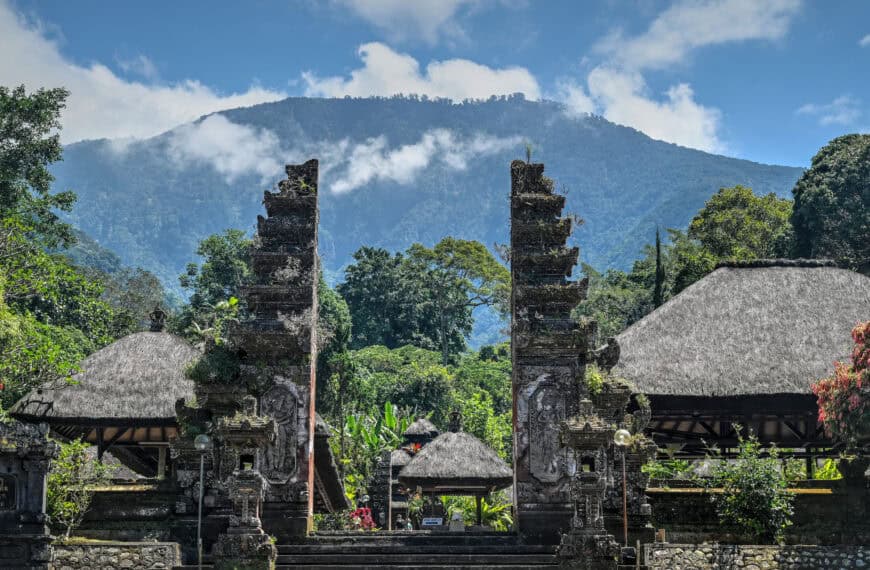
[
  {"left": 53, "top": 542, "right": 181, "bottom": 570},
  {"left": 645, "top": 544, "right": 870, "bottom": 570}
]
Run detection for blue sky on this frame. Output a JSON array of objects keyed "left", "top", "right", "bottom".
[{"left": 2, "top": 0, "right": 868, "bottom": 166}]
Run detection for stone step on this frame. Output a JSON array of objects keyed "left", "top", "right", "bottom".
[
  {"left": 178, "top": 566, "right": 555, "bottom": 570},
  {"left": 277, "top": 544, "right": 555, "bottom": 555},
  {"left": 276, "top": 553, "right": 557, "bottom": 565},
  {"left": 180, "top": 562, "right": 558, "bottom": 570}
]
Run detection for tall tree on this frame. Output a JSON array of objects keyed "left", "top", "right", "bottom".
[
  {"left": 791, "top": 134, "right": 870, "bottom": 273},
  {"left": 0, "top": 86, "right": 76, "bottom": 248},
  {"left": 405, "top": 237, "right": 510, "bottom": 364},
  {"left": 172, "top": 229, "right": 252, "bottom": 341},
  {"left": 688, "top": 185, "right": 793, "bottom": 260},
  {"left": 653, "top": 227, "right": 665, "bottom": 308}
]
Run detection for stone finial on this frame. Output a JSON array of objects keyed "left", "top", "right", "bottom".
[
  {"left": 149, "top": 306, "right": 167, "bottom": 332},
  {"left": 448, "top": 411, "right": 463, "bottom": 433}
]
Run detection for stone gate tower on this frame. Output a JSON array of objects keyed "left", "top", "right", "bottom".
[
  {"left": 510, "top": 160, "right": 592, "bottom": 542},
  {"left": 233, "top": 159, "right": 320, "bottom": 540}
]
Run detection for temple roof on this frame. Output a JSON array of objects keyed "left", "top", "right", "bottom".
[
  {"left": 615, "top": 261, "right": 870, "bottom": 397},
  {"left": 398, "top": 431, "right": 512, "bottom": 493},
  {"left": 403, "top": 418, "right": 439, "bottom": 438},
  {"left": 11, "top": 331, "right": 198, "bottom": 424}
]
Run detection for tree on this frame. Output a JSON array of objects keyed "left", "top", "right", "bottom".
[
  {"left": 338, "top": 238, "right": 510, "bottom": 362},
  {"left": 337, "top": 247, "right": 424, "bottom": 350},
  {"left": 47, "top": 439, "right": 114, "bottom": 538},
  {"left": 406, "top": 237, "right": 510, "bottom": 364},
  {"left": 653, "top": 228, "right": 665, "bottom": 308},
  {"left": 689, "top": 185, "right": 793, "bottom": 260},
  {"left": 811, "top": 321, "right": 869, "bottom": 448},
  {"left": 791, "top": 134, "right": 870, "bottom": 273},
  {"left": 172, "top": 229, "right": 252, "bottom": 340},
  {"left": 705, "top": 433, "right": 794, "bottom": 543},
  {"left": 0, "top": 85, "right": 76, "bottom": 248}
]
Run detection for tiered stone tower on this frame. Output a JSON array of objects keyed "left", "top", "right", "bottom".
[
  {"left": 510, "top": 160, "right": 592, "bottom": 542},
  {"left": 233, "top": 159, "right": 320, "bottom": 540}
]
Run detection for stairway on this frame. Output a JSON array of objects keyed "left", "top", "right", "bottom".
[{"left": 175, "top": 530, "right": 558, "bottom": 569}]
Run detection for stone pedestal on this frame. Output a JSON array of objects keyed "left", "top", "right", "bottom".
[{"left": 0, "top": 420, "right": 58, "bottom": 570}]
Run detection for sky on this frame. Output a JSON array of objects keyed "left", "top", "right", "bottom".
[{"left": 1, "top": 0, "right": 869, "bottom": 167}]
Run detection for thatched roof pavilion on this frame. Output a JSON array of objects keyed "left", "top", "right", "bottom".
[
  {"left": 11, "top": 330, "right": 350, "bottom": 511},
  {"left": 614, "top": 260, "right": 870, "bottom": 459},
  {"left": 11, "top": 331, "right": 198, "bottom": 474},
  {"left": 399, "top": 415, "right": 512, "bottom": 525},
  {"left": 403, "top": 418, "right": 439, "bottom": 444}
]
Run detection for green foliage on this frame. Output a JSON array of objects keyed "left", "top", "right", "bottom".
[
  {"left": 0, "top": 88, "right": 131, "bottom": 412},
  {"left": 585, "top": 364, "right": 605, "bottom": 396},
  {"left": 814, "top": 458, "right": 843, "bottom": 480},
  {"left": 332, "top": 402, "right": 416, "bottom": 499},
  {"left": 47, "top": 439, "right": 114, "bottom": 538},
  {"left": 172, "top": 229, "right": 251, "bottom": 341},
  {"left": 792, "top": 134, "right": 870, "bottom": 272},
  {"left": 0, "top": 85, "right": 76, "bottom": 248},
  {"left": 440, "top": 491, "right": 514, "bottom": 530},
  {"left": 704, "top": 433, "right": 795, "bottom": 543},
  {"left": 688, "top": 185, "right": 794, "bottom": 260},
  {"left": 185, "top": 343, "right": 241, "bottom": 384},
  {"left": 641, "top": 458, "right": 692, "bottom": 481},
  {"left": 338, "top": 238, "right": 509, "bottom": 363}
]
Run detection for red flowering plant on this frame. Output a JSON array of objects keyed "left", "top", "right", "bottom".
[
  {"left": 348, "top": 507, "right": 377, "bottom": 530},
  {"left": 811, "top": 321, "right": 870, "bottom": 449}
]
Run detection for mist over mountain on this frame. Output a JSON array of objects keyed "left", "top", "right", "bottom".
[{"left": 54, "top": 95, "right": 803, "bottom": 343}]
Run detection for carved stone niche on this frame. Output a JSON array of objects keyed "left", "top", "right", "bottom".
[{"left": 0, "top": 420, "right": 59, "bottom": 570}]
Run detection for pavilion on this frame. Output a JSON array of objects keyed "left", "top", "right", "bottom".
[
  {"left": 10, "top": 326, "right": 349, "bottom": 511},
  {"left": 398, "top": 414, "right": 512, "bottom": 527},
  {"left": 614, "top": 259, "right": 870, "bottom": 467}
]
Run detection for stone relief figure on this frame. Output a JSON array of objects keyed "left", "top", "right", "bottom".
[
  {"left": 260, "top": 384, "right": 298, "bottom": 483},
  {"left": 529, "top": 384, "right": 567, "bottom": 483}
]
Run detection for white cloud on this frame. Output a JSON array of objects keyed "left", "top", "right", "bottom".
[
  {"left": 116, "top": 54, "right": 159, "bottom": 81},
  {"left": 556, "top": 0, "right": 803, "bottom": 153},
  {"left": 597, "top": 0, "right": 802, "bottom": 70},
  {"left": 160, "top": 114, "right": 520, "bottom": 192},
  {"left": 166, "top": 115, "right": 285, "bottom": 182},
  {"left": 327, "top": 129, "right": 521, "bottom": 193},
  {"left": 859, "top": 34, "right": 870, "bottom": 47},
  {"left": 585, "top": 67, "right": 722, "bottom": 152},
  {"left": 556, "top": 79, "right": 595, "bottom": 117},
  {"left": 0, "top": 1, "right": 285, "bottom": 143},
  {"left": 797, "top": 95, "right": 862, "bottom": 126},
  {"left": 335, "top": 0, "right": 479, "bottom": 45},
  {"left": 303, "top": 42, "right": 540, "bottom": 101}
]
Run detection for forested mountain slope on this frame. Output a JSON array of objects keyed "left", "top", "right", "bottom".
[{"left": 54, "top": 95, "right": 803, "bottom": 295}]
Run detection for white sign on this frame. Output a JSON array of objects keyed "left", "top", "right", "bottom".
[{"left": 421, "top": 517, "right": 443, "bottom": 526}]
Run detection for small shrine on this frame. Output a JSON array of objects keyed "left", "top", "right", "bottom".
[{"left": 0, "top": 420, "right": 58, "bottom": 570}]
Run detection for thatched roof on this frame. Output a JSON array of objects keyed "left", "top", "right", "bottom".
[
  {"left": 398, "top": 431, "right": 512, "bottom": 493},
  {"left": 403, "top": 418, "right": 439, "bottom": 438},
  {"left": 615, "top": 262, "right": 870, "bottom": 397},
  {"left": 391, "top": 448, "right": 413, "bottom": 467},
  {"left": 11, "top": 332, "right": 199, "bottom": 423}
]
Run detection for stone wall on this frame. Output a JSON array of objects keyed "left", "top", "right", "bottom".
[
  {"left": 648, "top": 483, "right": 870, "bottom": 545},
  {"left": 53, "top": 542, "right": 181, "bottom": 570},
  {"left": 645, "top": 544, "right": 870, "bottom": 569}
]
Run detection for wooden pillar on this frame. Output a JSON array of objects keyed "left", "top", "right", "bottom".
[
  {"left": 476, "top": 495, "right": 483, "bottom": 527},
  {"left": 157, "top": 446, "right": 167, "bottom": 480}
]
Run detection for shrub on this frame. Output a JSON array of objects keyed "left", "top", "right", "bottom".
[
  {"left": 47, "top": 439, "right": 114, "bottom": 538},
  {"left": 704, "top": 433, "right": 794, "bottom": 543},
  {"left": 812, "top": 321, "right": 870, "bottom": 448}
]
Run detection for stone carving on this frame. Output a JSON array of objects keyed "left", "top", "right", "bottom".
[
  {"left": 529, "top": 383, "right": 568, "bottom": 483},
  {"left": 260, "top": 383, "right": 299, "bottom": 483}
]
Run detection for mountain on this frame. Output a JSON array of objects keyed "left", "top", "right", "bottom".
[{"left": 53, "top": 96, "right": 804, "bottom": 344}]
